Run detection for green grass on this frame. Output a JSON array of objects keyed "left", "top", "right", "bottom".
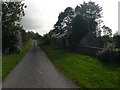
[
  {"left": 40, "top": 45, "right": 119, "bottom": 88},
  {"left": 115, "top": 48, "right": 120, "bottom": 51},
  {"left": 2, "top": 40, "right": 32, "bottom": 81},
  {"left": 117, "top": 48, "right": 120, "bottom": 51}
]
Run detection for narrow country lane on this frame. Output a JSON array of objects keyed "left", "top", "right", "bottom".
[{"left": 3, "top": 40, "right": 76, "bottom": 88}]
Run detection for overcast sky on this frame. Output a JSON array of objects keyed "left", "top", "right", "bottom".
[{"left": 21, "top": 0, "right": 119, "bottom": 35}]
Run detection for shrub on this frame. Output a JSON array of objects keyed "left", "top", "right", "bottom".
[{"left": 97, "top": 43, "right": 120, "bottom": 63}]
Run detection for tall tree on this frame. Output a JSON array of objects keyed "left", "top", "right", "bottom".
[
  {"left": 80, "top": 1, "right": 103, "bottom": 19},
  {"left": 2, "top": 2, "right": 27, "bottom": 53},
  {"left": 69, "top": 1, "right": 103, "bottom": 48},
  {"left": 54, "top": 7, "right": 74, "bottom": 35},
  {"left": 70, "top": 15, "right": 89, "bottom": 48},
  {"left": 79, "top": 1, "right": 103, "bottom": 34},
  {"left": 48, "top": 1, "right": 103, "bottom": 48}
]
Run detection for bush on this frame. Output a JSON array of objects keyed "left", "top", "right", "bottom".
[{"left": 97, "top": 43, "right": 120, "bottom": 63}]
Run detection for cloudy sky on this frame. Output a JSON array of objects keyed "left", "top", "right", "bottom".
[{"left": 21, "top": 0, "right": 119, "bottom": 35}]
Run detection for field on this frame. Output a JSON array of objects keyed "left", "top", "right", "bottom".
[
  {"left": 41, "top": 45, "right": 119, "bottom": 88},
  {"left": 2, "top": 40, "right": 32, "bottom": 81}
]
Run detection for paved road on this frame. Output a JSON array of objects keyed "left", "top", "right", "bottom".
[{"left": 3, "top": 40, "right": 76, "bottom": 88}]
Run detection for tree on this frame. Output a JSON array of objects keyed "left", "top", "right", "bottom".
[
  {"left": 64, "top": 7, "right": 74, "bottom": 16},
  {"left": 34, "top": 32, "right": 42, "bottom": 40},
  {"left": 113, "top": 32, "right": 120, "bottom": 48},
  {"left": 99, "top": 26, "right": 114, "bottom": 47},
  {"left": 2, "top": 2, "right": 27, "bottom": 54},
  {"left": 79, "top": 1, "right": 103, "bottom": 19},
  {"left": 20, "top": 29, "right": 30, "bottom": 44},
  {"left": 75, "top": 5, "right": 81, "bottom": 15},
  {"left": 75, "top": 1, "right": 103, "bottom": 36},
  {"left": 54, "top": 7, "right": 74, "bottom": 35},
  {"left": 69, "top": 15, "right": 89, "bottom": 48},
  {"left": 69, "top": 1, "right": 103, "bottom": 48},
  {"left": 47, "top": 1, "right": 103, "bottom": 49},
  {"left": 102, "top": 25, "right": 112, "bottom": 37}
]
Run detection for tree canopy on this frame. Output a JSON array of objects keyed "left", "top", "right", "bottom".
[
  {"left": 2, "top": 2, "right": 27, "bottom": 53},
  {"left": 49, "top": 1, "right": 103, "bottom": 48}
]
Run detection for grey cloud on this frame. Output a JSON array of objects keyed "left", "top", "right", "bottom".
[
  {"left": 21, "top": 17, "right": 43, "bottom": 30},
  {"left": 20, "top": 0, "right": 118, "bottom": 35}
]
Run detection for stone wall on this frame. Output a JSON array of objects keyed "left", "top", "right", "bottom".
[
  {"left": 79, "top": 32, "right": 100, "bottom": 47},
  {"left": 77, "top": 46, "right": 103, "bottom": 56}
]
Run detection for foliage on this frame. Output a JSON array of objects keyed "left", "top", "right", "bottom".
[
  {"left": 34, "top": 32, "right": 42, "bottom": 40},
  {"left": 2, "top": 2, "right": 27, "bottom": 54},
  {"left": 26, "top": 31, "right": 42, "bottom": 40},
  {"left": 40, "top": 44, "right": 119, "bottom": 88},
  {"left": 54, "top": 7, "right": 74, "bottom": 35},
  {"left": 42, "top": 33, "right": 52, "bottom": 45},
  {"left": 69, "top": 1, "right": 103, "bottom": 48},
  {"left": 113, "top": 32, "right": 120, "bottom": 48},
  {"left": 98, "top": 36, "right": 115, "bottom": 48},
  {"left": 20, "top": 29, "right": 29, "bottom": 44},
  {"left": 69, "top": 15, "right": 89, "bottom": 48},
  {"left": 102, "top": 25, "right": 112, "bottom": 37},
  {"left": 2, "top": 2, "right": 41, "bottom": 54},
  {"left": 78, "top": 1, "right": 103, "bottom": 34},
  {"left": 44, "top": 1, "right": 103, "bottom": 49},
  {"left": 79, "top": 1, "right": 103, "bottom": 19},
  {"left": 97, "top": 43, "right": 120, "bottom": 62}
]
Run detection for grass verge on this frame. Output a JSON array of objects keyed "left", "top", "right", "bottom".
[
  {"left": 2, "top": 40, "right": 32, "bottom": 81},
  {"left": 40, "top": 44, "right": 119, "bottom": 88}
]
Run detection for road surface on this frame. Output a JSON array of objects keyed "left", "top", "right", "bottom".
[{"left": 3, "top": 40, "right": 76, "bottom": 88}]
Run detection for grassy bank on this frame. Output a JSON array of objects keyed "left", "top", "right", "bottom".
[
  {"left": 40, "top": 45, "right": 119, "bottom": 88},
  {"left": 2, "top": 40, "right": 32, "bottom": 81}
]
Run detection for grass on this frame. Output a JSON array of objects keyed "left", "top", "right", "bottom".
[
  {"left": 40, "top": 44, "right": 119, "bottom": 88},
  {"left": 117, "top": 48, "right": 120, "bottom": 51},
  {"left": 2, "top": 40, "right": 32, "bottom": 81},
  {"left": 115, "top": 48, "right": 120, "bottom": 51}
]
